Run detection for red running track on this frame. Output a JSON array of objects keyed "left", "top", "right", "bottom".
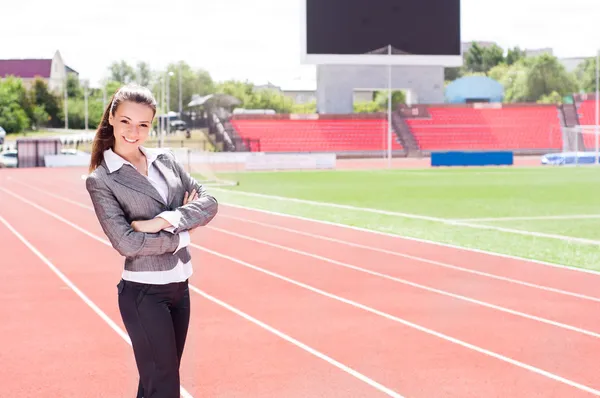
[{"left": 1, "top": 167, "right": 600, "bottom": 397}]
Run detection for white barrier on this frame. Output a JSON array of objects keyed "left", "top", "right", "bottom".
[
  {"left": 169, "top": 148, "right": 337, "bottom": 171},
  {"left": 244, "top": 153, "right": 336, "bottom": 171},
  {"left": 44, "top": 153, "right": 91, "bottom": 168}
]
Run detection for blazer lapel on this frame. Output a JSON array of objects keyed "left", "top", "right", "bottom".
[
  {"left": 153, "top": 156, "right": 179, "bottom": 207},
  {"left": 111, "top": 164, "right": 167, "bottom": 206}
]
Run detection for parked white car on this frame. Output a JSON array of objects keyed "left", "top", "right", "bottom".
[{"left": 0, "top": 149, "right": 17, "bottom": 168}]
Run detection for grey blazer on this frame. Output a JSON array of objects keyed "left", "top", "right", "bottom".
[{"left": 85, "top": 149, "right": 218, "bottom": 272}]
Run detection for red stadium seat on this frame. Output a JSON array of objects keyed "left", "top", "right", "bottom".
[
  {"left": 404, "top": 106, "right": 563, "bottom": 151},
  {"left": 231, "top": 118, "right": 403, "bottom": 152}
]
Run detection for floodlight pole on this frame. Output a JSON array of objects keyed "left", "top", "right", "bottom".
[
  {"left": 387, "top": 44, "right": 392, "bottom": 168},
  {"left": 178, "top": 63, "right": 183, "bottom": 115},
  {"left": 167, "top": 71, "right": 174, "bottom": 137},
  {"left": 160, "top": 75, "right": 166, "bottom": 148},
  {"left": 594, "top": 49, "right": 600, "bottom": 164},
  {"left": 64, "top": 78, "right": 68, "bottom": 130},
  {"left": 84, "top": 79, "right": 89, "bottom": 131}
]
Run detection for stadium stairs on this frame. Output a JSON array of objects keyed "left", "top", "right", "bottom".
[
  {"left": 573, "top": 94, "right": 599, "bottom": 151},
  {"left": 558, "top": 102, "right": 584, "bottom": 151},
  {"left": 393, "top": 105, "right": 430, "bottom": 157},
  {"left": 391, "top": 110, "right": 420, "bottom": 157}
]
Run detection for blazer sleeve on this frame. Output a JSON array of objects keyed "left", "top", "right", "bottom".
[
  {"left": 167, "top": 152, "right": 219, "bottom": 233},
  {"left": 86, "top": 174, "right": 182, "bottom": 258}
]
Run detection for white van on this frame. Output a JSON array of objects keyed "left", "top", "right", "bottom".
[{"left": 0, "top": 126, "right": 5, "bottom": 145}]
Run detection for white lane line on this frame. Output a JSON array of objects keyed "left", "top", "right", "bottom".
[
  {"left": 454, "top": 214, "right": 600, "bottom": 222},
  {"left": 0, "top": 215, "right": 196, "bottom": 398},
  {"left": 219, "top": 202, "right": 600, "bottom": 277},
  {"left": 188, "top": 286, "right": 404, "bottom": 398},
  {"left": 207, "top": 225, "right": 600, "bottom": 339},
  {"left": 0, "top": 187, "right": 404, "bottom": 398},
  {"left": 189, "top": 244, "right": 600, "bottom": 397},
  {"left": 6, "top": 184, "right": 599, "bottom": 396},
  {"left": 12, "top": 178, "right": 600, "bottom": 277},
  {"left": 210, "top": 188, "right": 600, "bottom": 246},
  {"left": 216, "top": 214, "right": 600, "bottom": 303},
  {"left": 10, "top": 178, "right": 600, "bottom": 305},
  {"left": 10, "top": 180, "right": 600, "bottom": 304}
]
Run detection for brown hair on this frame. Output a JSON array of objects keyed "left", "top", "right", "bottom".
[{"left": 88, "top": 83, "right": 157, "bottom": 173}]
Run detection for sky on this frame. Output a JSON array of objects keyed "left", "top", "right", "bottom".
[{"left": 1, "top": 0, "right": 599, "bottom": 89}]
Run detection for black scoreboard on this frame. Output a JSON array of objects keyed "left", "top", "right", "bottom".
[{"left": 305, "top": 0, "right": 461, "bottom": 57}]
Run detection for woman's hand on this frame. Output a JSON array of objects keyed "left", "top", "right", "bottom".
[
  {"left": 131, "top": 190, "right": 198, "bottom": 234},
  {"left": 183, "top": 189, "right": 198, "bottom": 205},
  {"left": 131, "top": 218, "right": 171, "bottom": 233}
]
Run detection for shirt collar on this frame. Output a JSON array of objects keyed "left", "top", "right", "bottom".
[{"left": 103, "top": 146, "right": 164, "bottom": 173}]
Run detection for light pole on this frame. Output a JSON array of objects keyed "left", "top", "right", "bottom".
[
  {"left": 595, "top": 48, "right": 599, "bottom": 164},
  {"left": 387, "top": 44, "right": 392, "bottom": 168},
  {"left": 64, "top": 77, "right": 68, "bottom": 130},
  {"left": 83, "top": 79, "right": 89, "bottom": 131},
  {"left": 178, "top": 63, "right": 182, "bottom": 116},
  {"left": 166, "top": 71, "right": 174, "bottom": 137}
]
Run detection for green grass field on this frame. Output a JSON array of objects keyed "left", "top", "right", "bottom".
[{"left": 196, "top": 166, "right": 600, "bottom": 272}]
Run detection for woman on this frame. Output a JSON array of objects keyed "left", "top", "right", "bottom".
[{"left": 85, "top": 83, "right": 218, "bottom": 397}]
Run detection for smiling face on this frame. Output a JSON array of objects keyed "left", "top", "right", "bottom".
[{"left": 109, "top": 101, "right": 154, "bottom": 155}]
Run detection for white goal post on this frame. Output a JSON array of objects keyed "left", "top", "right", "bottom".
[{"left": 552, "top": 125, "right": 600, "bottom": 165}]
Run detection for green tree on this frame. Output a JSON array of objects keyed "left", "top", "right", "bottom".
[
  {"left": 521, "top": 54, "right": 578, "bottom": 102},
  {"left": 136, "top": 61, "right": 152, "bottom": 87},
  {"left": 481, "top": 44, "right": 505, "bottom": 73},
  {"left": 465, "top": 43, "right": 486, "bottom": 73},
  {"left": 29, "top": 78, "right": 62, "bottom": 127},
  {"left": 0, "top": 77, "right": 30, "bottom": 133},
  {"left": 153, "top": 62, "right": 215, "bottom": 114},
  {"left": 444, "top": 67, "right": 463, "bottom": 82},
  {"left": 30, "top": 105, "right": 50, "bottom": 128},
  {"left": 63, "top": 97, "right": 104, "bottom": 130},
  {"left": 109, "top": 60, "right": 136, "bottom": 84},
  {"left": 575, "top": 56, "right": 599, "bottom": 93},
  {"left": 354, "top": 101, "right": 381, "bottom": 113},
  {"left": 493, "top": 54, "right": 579, "bottom": 103},
  {"left": 104, "top": 80, "right": 122, "bottom": 97},
  {"left": 66, "top": 73, "right": 83, "bottom": 99},
  {"left": 505, "top": 46, "right": 526, "bottom": 65},
  {"left": 292, "top": 101, "right": 317, "bottom": 114},
  {"left": 373, "top": 90, "right": 406, "bottom": 109},
  {"left": 211, "top": 80, "right": 296, "bottom": 113},
  {"left": 465, "top": 43, "right": 505, "bottom": 74},
  {"left": 246, "top": 88, "right": 294, "bottom": 113},
  {"left": 537, "top": 91, "right": 563, "bottom": 104},
  {"left": 214, "top": 79, "right": 254, "bottom": 103}
]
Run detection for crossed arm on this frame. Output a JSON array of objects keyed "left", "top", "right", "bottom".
[
  {"left": 86, "top": 156, "right": 218, "bottom": 257},
  {"left": 131, "top": 189, "right": 200, "bottom": 233},
  {"left": 131, "top": 154, "right": 219, "bottom": 235},
  {"left": 86, "top": 175, "right": 183, "bottom": 258}
]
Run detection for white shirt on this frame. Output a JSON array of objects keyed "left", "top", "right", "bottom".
[{"left": 103, "top": 146, "right": 193, "bottom": 285}]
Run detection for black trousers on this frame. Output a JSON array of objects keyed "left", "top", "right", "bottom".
[{"left": 117, "top": 278, "right": 191, "bottom": 398}]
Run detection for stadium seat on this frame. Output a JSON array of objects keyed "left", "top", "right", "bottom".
[
  {"left": 404, "top": 106, "right": 563, "bottom": 151},
  {"left": 230, "top": 118, "right": 403, "bottom": 152}
]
